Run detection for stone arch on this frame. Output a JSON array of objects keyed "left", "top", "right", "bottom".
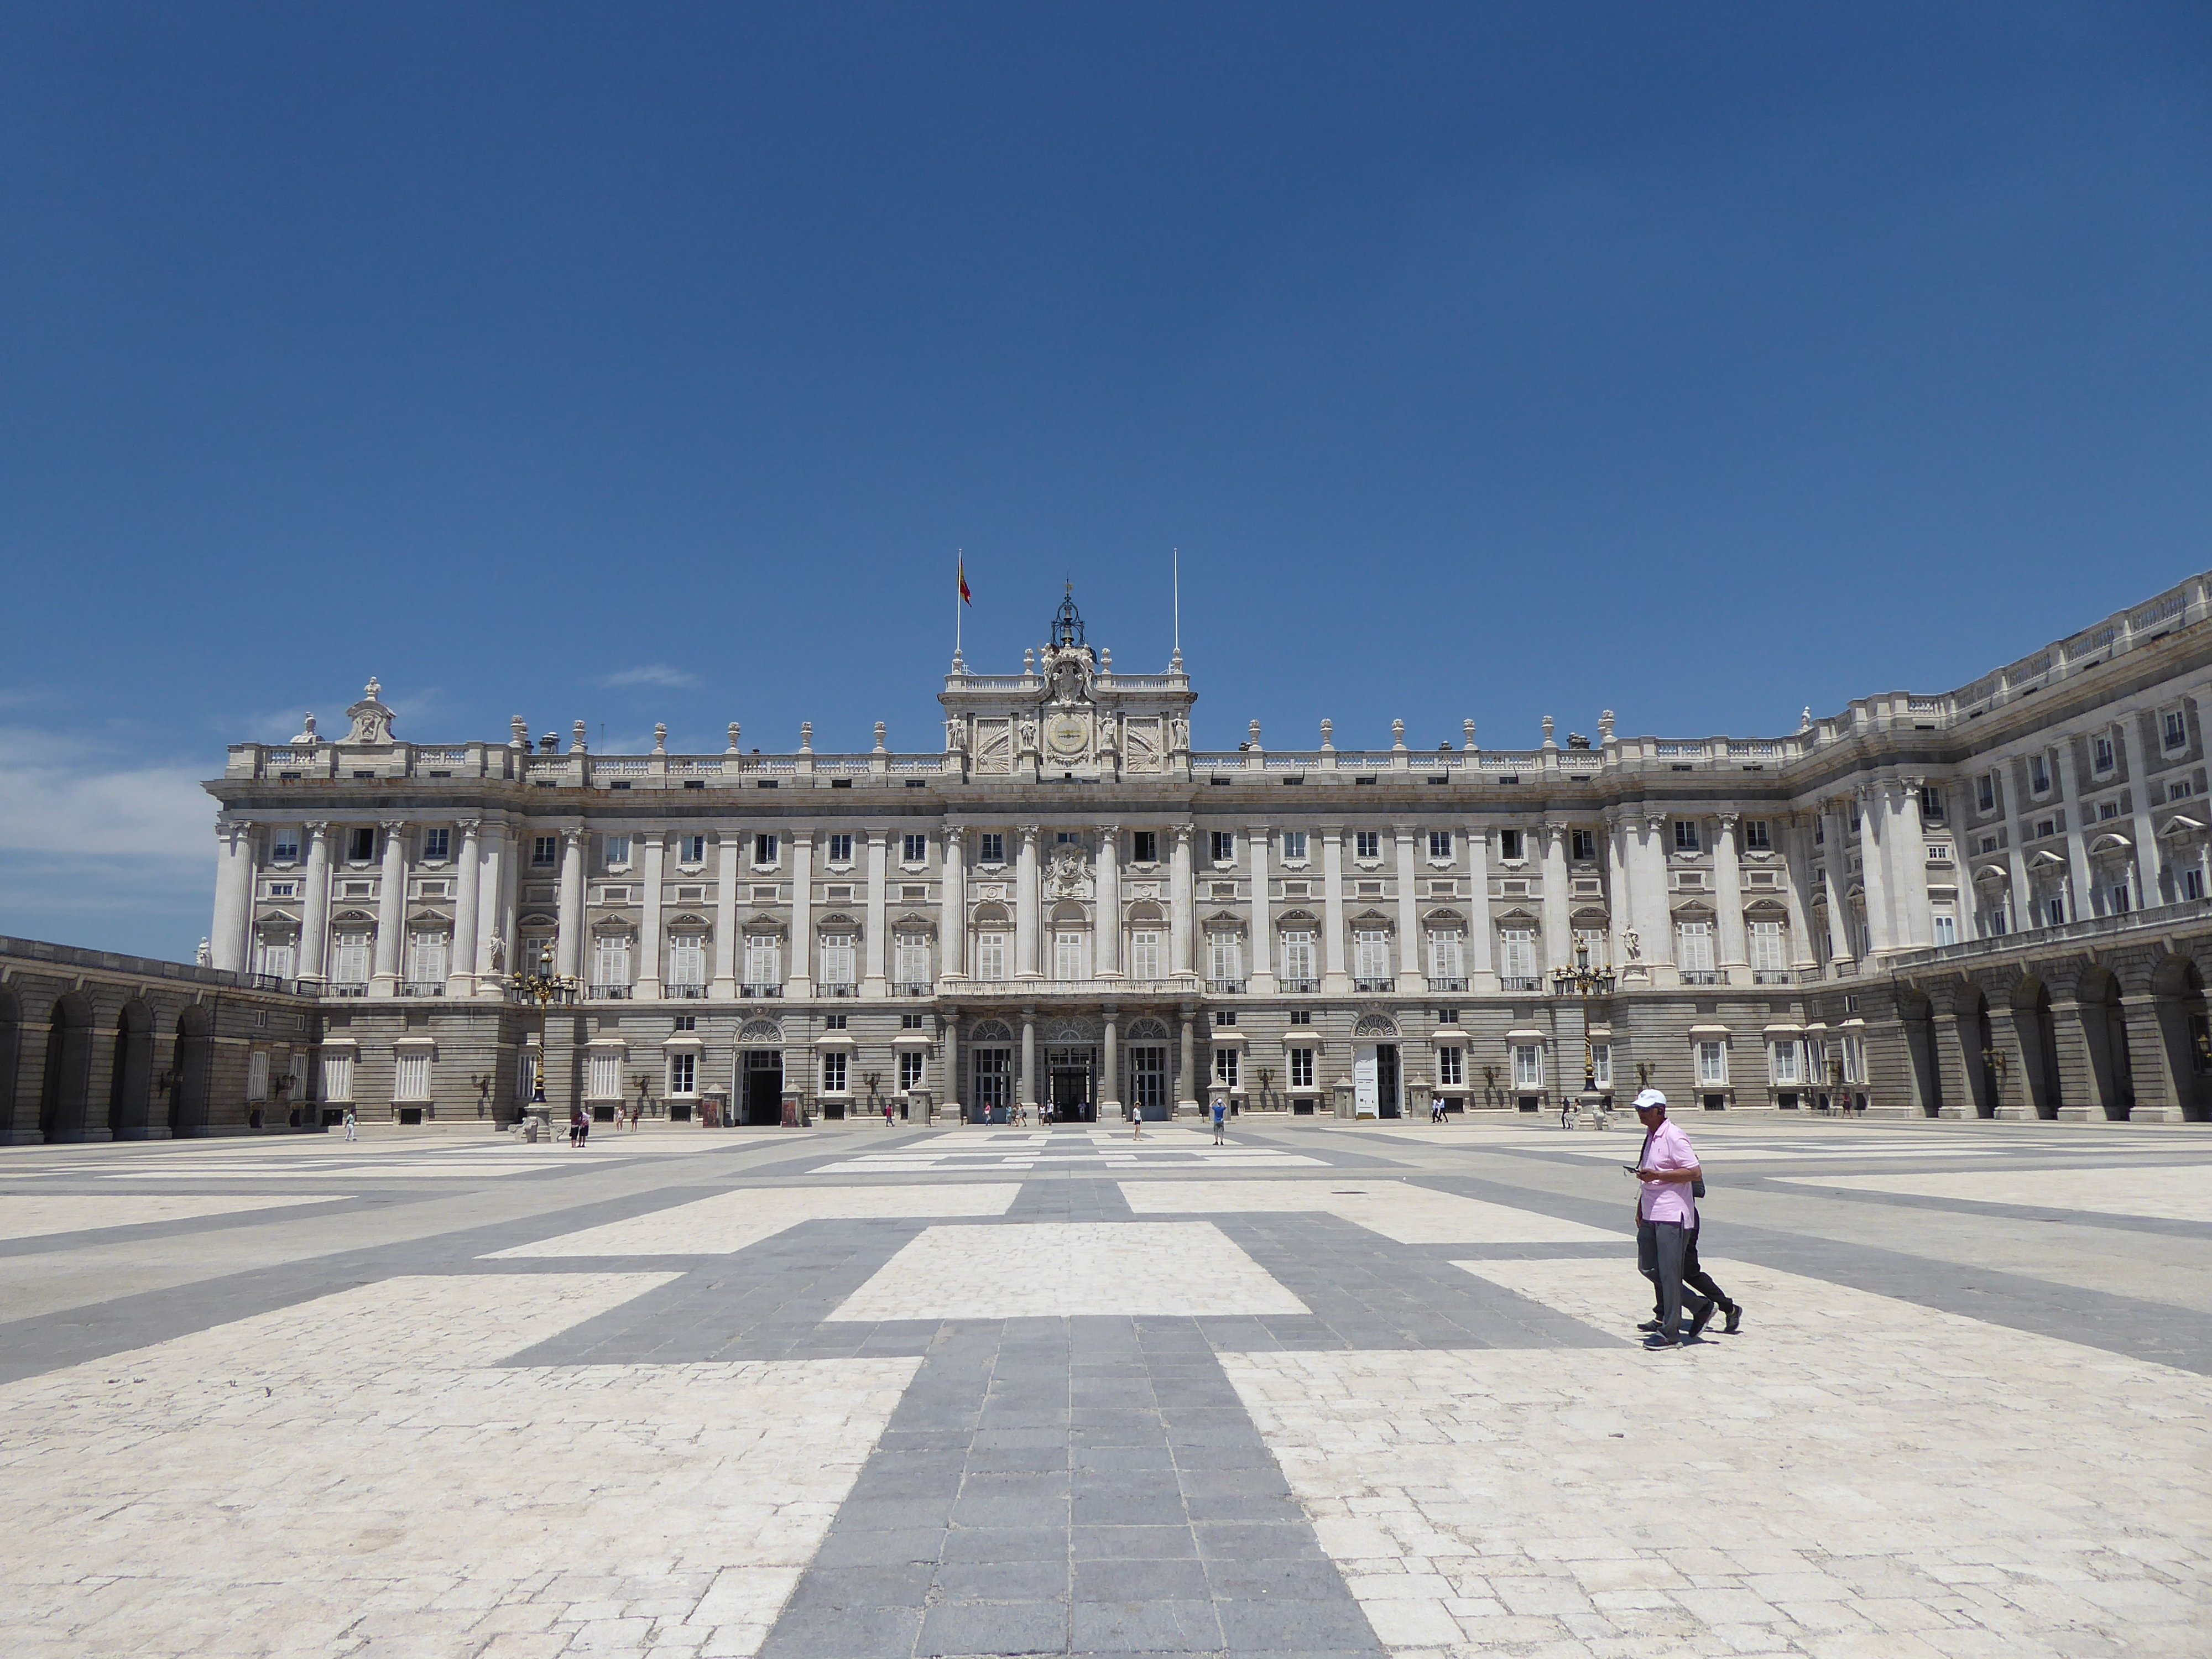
[
  {"left": 737, "top": 1017, "right": 784, "bottom": 1044},
  {"left": 170, "top": 1005, "right": 214, "bottom": 1136},
  {"left": 970, "top": 1019, "right": 1014, "bottom": 1045},
  {"left": 108, "top": 999, "right": 158, "bottom": 1140},
  {"left": 1126, "top": 1016, "right": 1171, "bottom": 1042},
  {"left": 1964, "top": 987, "right": 1997, "bottom": 1118},
  {"left": 2151, "top": 954, "right": 2212, "bottom": 1121},
  {"left": 1352, "top": 1012, "right": 1400, "bottom": 1038},
  {"left": 1046, "top": 900, "right": 1088, "bottom": 928},
  {"left": 2011, "top": 975, "right": 2063, "bottom": 1120},
  {"left": 2073, "top": 965, "right": 2134, "bottom": 1120},
  {"left": 1895, "top": 987, "right": 1943, "bottom": 1118},
  {"left": 1125, "top": 899, "right": 1166, "bottom": 926},
  {"left": 970, "top": 901, "right": 1012, "bottom": 927},
  {"left": 0, "top": 983, "right": 20, "bottom": 1140},
  {"left": 38, "top": 992, "right": 96, "bottom": 1143}
]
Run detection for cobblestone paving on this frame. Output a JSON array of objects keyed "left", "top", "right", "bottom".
[{"left": 2, "top": 1115, "right": 2208, "bottom": 1657}]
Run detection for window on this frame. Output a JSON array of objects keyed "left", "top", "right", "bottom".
[
  {"left": 1980, "top": 834, "right": 2000, "bottom": 853},
  {"left": 531, "top": 834, "right": 557, "bottom": 867},
  {"left": 247, "top": 1050, "right": 270, "bottom": 1101},
  {"left": 1209, "top": 934, "right": 1244, "bottom": 984},
  {"left": 1354, "top": 929, "right": 1390, "bottom": 985},
  {"left": 1279, "top": 830, "right": 1306, "bottom": 862},
  {"left": 1054, "top": 930, "right": 1087, "bottom": 979},
  {"left": 826, "top": 833, "right": 853, "bottom": 864},
  {"left": 351, "top": 827, "right": 380, "bottom": 863},
  {"left": 2182, "top": 867, "right": 2205, "bottom": 902},
  {"left": 1749, "top": 920, "right": 1785, "bottom": 975},
  {"left": 1435, "top": 1007, "right": 1458, "bottom": 1023},
  {"left": 1212, "top": 1047, "right": 1240, "bottom": 1088},
  {"left": 1213, "top": 1009, "right": 1237, "bottom": 1026},
  {"left": 330, "top": 938, "right": 369, "bottom": 987},
  {"left": 2110, "top": 883, "right": 2132, "bottom": 916},
  {"left": 2035, "top": 817, "right": 2059, "bottom": 840},
  {"left": 1674, "top": 820, "right": 1700, "bottom": 853},
  {"left": 1677, "top": 921, "right": 1716, "bottom": 977},
  {"left": 902, "top": 833, "right": 927, "bottom": 864},
  {"left": 320, "top": 1052, "right": 353, "bottom": 1102},
  {"left": 743, "top": 936, "right": 781, "bottom": 986},
  {"left": 976, "top": 932, "right": 1008, "bottom": 980},
  {"left": 1288, "top": 1046, "right": 1314, "bottom": 1089},
  {"left": 2046, "top": 896, "right": 2068, "bottom": 927},
  {"left": 1437, "top": 1045, "right": 1464, "bottom": 1088},
  {"left": 821, "top": 1051, "right": 848, "bottom": 1094},
  {"left": 588, "top": 1053, "right": 622, "bottom": 1100},
  {"left": 602, "top": 833, "right": 630, "bottom": 869},
  {"left": 1497, "top": 828, "right": 1524, "bottom": 862},
  {"left": 2093, "top": 734, "right": 2115, "bottom": 773},
  {"left": 1280, "top": 930, "right": 1316, "bottom": 985},
  {"left": 754, "top": 833, "right": 779, "bottom": 867},
  {"left": 1512, "top": 1044, "right": 1544, "bottom": 1090},
  {"left": 1288, "top": 1008, "right": 1313, "bottom": 1025},
  {"left": 979, "top": 832, "right": 1005, "bottom": 864},
  {"left": 1350, "top": 830, "right": 1378, "bottom": 860},
  {"left": 394, "top": 1050, "right": 431, "bottom": 1101},
  {"left": 1590, "top": 1043, "right": 1612, "bottom": 1088},
  {"left": 681, "top": 834, "right": 706, "bottom": 863},
  {"left": 820, "top": 934, "right": 857, "bottom": 987},
  {"left": 1131, "top": 830, "right": 1158, "bottom": 863},
  {"left": 1571, "top": 828, "right": 1596, "bottom": 862},
  {"left": 669, "top": 1052, "right": 697, "bottom": 1095},
  {"left": 1428, "top": 930, "right": 1465, "bottom": 985},
  {"left": 1428, "top": 830, "right": 1452, "bottom": 860},
  {"left": 1769, "top": 1040, "right": 1800, "bottom": 1084},
  {"left": 672, "top": 1014, "right": 696, "bottom": 1031},
  {"left": 1742, "top": 820, "right": 1771, "bottom": 851},
  {"left": 2165, "top": 709, "right": 2189, "bottom": 752},
  {"left": 1978, "top": 774, "right": 1996, "bottom": 813},
  {"left": 1840, "top": 1032, "right": 1867, "bottom": 1085},
  {"left": 1130, "top": 930, "right": 1163, "bottom": 979},
  {"left": 898, "top": 1050, "right": 926, "bottom": 1092},
  {"left": 667, "top": 936, "right": 706, "bottom": 989},
  {"left": 823, "top": 1011, "right": 847, "bottom": 1029},
  {"left": 2099, "top": 800, "right": 2120, "bottom": 821},
  {"left": 1211, "top": 830, "right": 1236, "bottom": 863},
  {"left": 591, "top": 933, "right": 630, "bottom": 989},
  {"left": 422, "top": 827, "right": 450, "bottom": 862},
  {"left": 2030, "top": 754, "right": 2051, "bottom": 794},
  {"left": 895, "top": 934, "right": 930, "bottom": 986},
  {"left": 1057, "top": 830, "right": 1080, "bottom": 846},
  {"left": 408, "top": 931, "right": 449, "bottom": 985},
  {"left": 2171, "top": 780, "right": 2196, "bottom": 802},
  {"left": 900, "top": 1013, "right": 925, "bottom": 1029},
  {"left": 1933, "top": 914, "right": 1957, "bottom": 946},
  {"left": 1695, "top": 1040, "right": 1728, "bottom": 1087},
  {"left": 1498, "top": 928, "right": 1535, "bottom": 987},
  {"left": 1918, "top": 789, "right": 1943, "bottom": 824},
  {"left": 271, "top": 827, "right": 301, "bottom": 864},
  {"left": 1573, "top": 927, "right": 1608, "bottom": 969}
]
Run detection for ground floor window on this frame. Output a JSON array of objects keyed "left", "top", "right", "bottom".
[
  {"left": 821, "top": 1050, "right": 848, "bottom": 1093},
  {"left": 1436, "top": 1045, "right": 1464, "bottom": 1088},
  {"left": 320, "top": 1052, "right": 353, "bottom": 1102},
  {"left": 394, "top": 1051, "right": 431, "bottom": 1100},
  {"left": 898, "top": 1050, "right": 925, "bottom": 1093},
  {"left": 247, "top": 1050, "right": 270, "bottom": 1101},
  {"left": 1213, "top": 1047, "right": 1240, "bottom": 1088},
  {"left": 1696, "top": 1040, "right": 1728, "bottom": 1087},
  {"left": 1512, "top": 1044, "right": 1543, "bottom": 1090},
  {"left": 667, "top": 1052, "right": 697, "bottom": 1095},
  {"left": 1288, "top": 1046, "right": 1314, "bottom": 1089},
  {"left": 587, "top": 1052, "right": 622, "bottom": 1099},
  {"left": 1590, "top": 1042, "right": 1612, "bottom": 1088},
  {"left": 1769, "top": 1040, "right": 1801, "bottom": 1085},
  {"left": 1840, "top": 1032, "right": 1867, "bottom": 1086}
]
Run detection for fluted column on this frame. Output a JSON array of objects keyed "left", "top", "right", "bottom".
[
  {"left": 787, "top": 830, "right": 815, "bottom": 996},
  {"left": 2114, "top": 722, "right": 2165, "bottom": 904},
  {"left": 1465, "top": 820, "right": 1496, "bottom": 991},
  {"left": 941, "top": 826, "right": 968, "bottom": 978},
  {"left": 1015, "top": 825, "right": 1042, "bottom": 978},
  {"left": 1320, "top": 826, "right": 1349, "bottom": 992},
  {"left": 2053, "top": 743, "right": 2094, "bottom": 920},
  {"left": 1394, "top": 825, "right": 1424, "bottom": 992},
  {"left": 1100, "top": 1009, "right": 1120, "bottom": 1113},
  {"left": 1714, "top": 813, "right": 1747, "bottom": 981},
  {"left": 1540, "top": 821, "right": 1571, "bottom": 974},
  {"left": 447, "top": 820, "right": 482, "bottom": 995},
  {"left": 1095, "top": 825, "right": 1123, "bottom": 978},
  {"left": 1247, "top": 823, "right": 1275, "bottom": 992},
  {"left": 636, "top": 832, "right": 666, "bottom": 998},
  {"left": 1606, "top": 818, "right": 1634, "bottom": 972},
  {"left": 1859, "top": 789, "right": 1893, "bottom": 954},
  {"left": 1781, "top": 815, "right": 1818, "bottom": 969},
  {"left": 1820, "top": 802, "right": 1856, "bottom": 966},
  {"left": 299, "top": 821, "right": 331, "bottom": 984},
  {"left": 1170, "top": 825, "right": 1196, "bottom": 977},
  {"left": 1637, "top": 816, "right": 1675, "bottom": 972},
  {"left": 210, "top": 817, "right": 255, "bottom": 974},
  {"left": 863, "top": 830, "right": 889, "bottom": 997},
  {"left": 483, "top": 823, "right": 517, "bottom": 993},
  {"left": 555, "top": 825, "right": 586, "bottom": 979},
  {"left": 372, "top": 820, "right": 409, "bottom": 994},
  {"left": 712, "top": 827, "right": 740, "bottom": 998},
  {"left": 1888, "top": 780, "right": 1931, "bottom": 947}
]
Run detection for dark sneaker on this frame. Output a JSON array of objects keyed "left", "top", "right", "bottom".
[
  {"left": 1642, "top": 1332, "right": 1680, "bottom": 1349},
  {"left": 1688, "top": 1298, "right": 1718, "bottom": 1339},
  {"left": 1637, "top": 1319, "right": 1662, "bottom": 1334},
  {"left": 1724, "top": 1302, "right": 1743, "bottom": 1335}
]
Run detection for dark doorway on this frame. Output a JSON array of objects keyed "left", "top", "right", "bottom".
[
  {"left": 970, "top": 1046, "right": 1012, "bottom": 1122},
  {"left": 1128, "top": 1045, "right": 1167, "bottom": 1119},
  {"left": 1048, "top": 1047, "right": 1093, "bottom": 1122},
  {"left": 170, "top": 1008, "right": 213, "bottom": 1136},
  {"left": 741, "top": 1050, "right": 783, "bottom": 1125},
  {"left": 39, "top": 994, "right": 96, "bottom": 1142},
  {"left": 0, "top": 987, "right": 20, "bottom": 1140},
  {"left": 1376, "top": 1044, "right": 1401, "bottom": 1118},
  {"left": 109, "top": 1001, "right": 156, "bottom": 1139}
]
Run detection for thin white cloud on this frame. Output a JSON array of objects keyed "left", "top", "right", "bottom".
[
  {"left": 0, "top": 729, "right": 215, "bottom": 857},
  {"left": 601, "top": 665, "right": 701, "bottom": 690}
]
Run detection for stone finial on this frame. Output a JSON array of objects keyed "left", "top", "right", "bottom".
[
  {"left": 653, "top": 723, "right": 668, "bottom": 755},
  {"left": 1319, "top": 718, "right": 1334, "bottom": 752},
  {"left": 1801, "top": 706, "right": 1814, "bottom": 732},
  {"left": 196, "top": 937, "right": 211, "bottom": 967},
  {"left": 727, "top": 722, "right": 742, "bottom": 754},
  {"left": 1099, "top": 648, "right": 1112, "bottom": 675},
  {"left": 1462, "top": 718, "right": 1477, "bottom": 752},
  {"left": 540, "top": 733, "right": 557, "bottom": 753},
  {"left": 510, "top": 716, "right": 529, "bottom": 749},
  {"left": 1169, "top": 647, "right": 1185, "bottom": 672},
  {"left": 800, "top": 721, "right": 814, "bottom": 753},
  {"left": 1023, "top": 648, "right": 1036, "bottom": 675},
  {"left": 1391, "top": 718, "right": 1407, "bottom": 752},
  {"left": 1542, "top": 714, "right": 1557, "bottom": 748},
  {"left": 1599, "top": 709, "right": 1616, "bottom": 742},
  {"left": 1248, "top": 719, "right": 1262, "bottom": 751},
  {"left": 873, "top": 721, "right": 889, "bottom": 754},
  {"left": 571, "top": 720, "right": 588, "bottom": 753}
]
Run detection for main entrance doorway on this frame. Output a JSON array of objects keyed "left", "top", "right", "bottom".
[
  {"left": 1048, "top": 1046, "right": 1094, "bottom": 1123},
  {"left": 1376, "top": 1043, "right": 1400, "bottom": 1118},
  {"left": 1128, "top": 1045, "right": 1168, "bottom": 1119},
  {"left": 971, "top": 1046, "right": 1012, "bottom": 1123},
  {"left": 740, "top": 1050, "right": 782, "bottom": 1126}
]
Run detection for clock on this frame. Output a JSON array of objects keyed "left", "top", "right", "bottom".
[{"left": 1046, "top": 711, "right": 1088, "bottom": 757}]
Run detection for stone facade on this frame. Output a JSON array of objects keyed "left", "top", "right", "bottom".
[{"left": 188, "top": 576, "right": 2212, "bottom": 1129}]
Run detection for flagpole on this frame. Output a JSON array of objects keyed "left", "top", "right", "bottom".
[
  {"left": 954, "top": 549, "right": 963, "bottom": 661},
  {"left": 1172, "top": 547, "right": 1181, "bottom": 659}
]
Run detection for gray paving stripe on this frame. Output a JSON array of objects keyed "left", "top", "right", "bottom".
[
  {"left": 756, "top": 1316, "right": 1386, "bottom": 1659},
  {"left": 0, "top": 1195, "right": 374, "bottom": 1256},
  {"left": 1731, "top": 1176, "right": 2212, "bottom": 1240}
]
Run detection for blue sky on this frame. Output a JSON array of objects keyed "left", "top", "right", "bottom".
[{"left": 3, "top": 4, "right": 2209, "bottom": 961}]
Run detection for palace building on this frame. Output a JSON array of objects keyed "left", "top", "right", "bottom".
[{"left": 187, "top": 577, "right": 2212, "bottom": 1132}]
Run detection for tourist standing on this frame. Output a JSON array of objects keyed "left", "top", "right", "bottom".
[
  {"left": 342, "top": 1105, "right": 357, "bottom": 1141},
  {"left": 1211, "top": 1095, "right": 1227, "bottom": 1144}
]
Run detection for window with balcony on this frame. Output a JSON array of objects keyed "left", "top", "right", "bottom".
[
  {"left": 2046, "top": 896, "right": 2068, "bottom": 927},
  {"left": 895, "top": 935, "right": 931, "bottom": 991},
  {"left": 667, "top": 936, "right": 707, "bottom": 993},
  {"left": 1354, "top": 930, "right": 1391, "bottom": 990},
  {"left": 1427, "top": 930, "right": 1465, "bottom": 989},
  {"left": 1208, "top": 935, "right": 1244, "bottom": 989},
  {"left": 254, "top": 938, "right": 295, "bottom": 979},
  {"left": 406, "top": 931, "right": 448, "bottom": 990},
  {"left": 1749, "top": 920, "right": 1786, "bottom": 981},
  {"left": 1279, "top": 931, "right": 1316, "bottom": 989},
  {"left": 590, "top": 934, "right": 629, "bottom": 995},
  {"left": 1498, "top": 928, "right": 1536, "bottom": 990},
  {"left": 1933, "top": 914, "right": 1957, "bottom": 946},
  {"left": 1130, "top": 930, "right": 1162, "bottom": 979},
  {"left": 743, "top": 936, "right": 781, "bottom": 989},
  {"left": 1288, "top": 1046, "right": 1314, "bottom": 1089},
  {"left": 820, "top": 934, "right": 857, "bottom": 990},
  {"left": 2182, "top": 867, "right": 2206, "bottom": 902},
  {"left": 976, "top": 932, "right": 1008, "bottom": 981},
  {"left": 1677, "top": 920, "right": 1717, "bottom": 982},
  {"left": 1131, "top": 830, "right": 1158, "bottom": 863}
]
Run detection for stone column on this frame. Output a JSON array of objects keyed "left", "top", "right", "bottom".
[
  {"left": 1606, "top": 818, "right": 1634, "bottom": 972},
  {"left": 711, "top": 827, "right": 740, "bottom": 998},
  {"left": 786, "top": 830, "right": 814, "bottom": 997},
  {"left": 555, "top": 825, "right": 585, "bottom": 980},
  {"left": 1714, "top": 813, "right": 1747, "bottom": 981},
  {"left": 1320, "top": 827, "right": 1350, "bottom": 992},
  {"left": 1020, "top": 1009, "right": 1037, "bottom": 1109},
  {"left": 1170, "top": 825, "right": 1196, "bottom": 977},
  {"left": 1394, "top": 825, "right": 1425, "bottom": 991},
  {"left": 635, "top": 832, "right": 666, "bottom": 999},
  {"left": 1780, "top": 815, "right": 1817, "bottom": 969},
  {"left": 2120, "top": 990, "right": 2183, "bottom": 1122},
  {"left": 2114, "top": 722, "right": 2166, "bottom": 904},
  {"left": 1637, "top": 816, "right": 1675, "bottom": 972},
  {"left": 447, "top": 820, "right": 482, "bottom": 996},
  {"left": 1820, "top": 801, "right": 1856, "bottom": 967},
  {"left": 941, "top": 1013, "right": 959, "bottom": 1121},
  {"left": 1248, "top": 824, "right": 1275, "bottom": 992},
  {"left": 940, "top": 826, "right": 967, "bottom": 978},
  {"left": 1889, "top": 780, "right": 1932, "bottom": 947},
  {"left": 372, "top": 820, "right": 409, "bottom": 994},
  {"left": 1100, "top": 1009, "right": 1120, "bottom": 1114},
  {"left": 1983, "top": 1003, "right": 2032, "bottom": 1119},
  {"left": 2006, "top": 843, "right": 2034, "bottom": 933},
  {"left": 1178, "top": 1010, "right": 1199, "bottom": 1112},
  {"left": 1539, "top": 821, "right": 1571, "bottom": 974},
  {"left": 1924, "top": 979, "right": 1977, "bottom": 1118},
  {"left": 2047, "top": 992, "right": 2101, "bottom": 1121},
  {"left": 863, "top": 830, "right": 889, "bottom": 997},
  {"left": 1015, "top": 825, "right": 1042, "bottom": 978},
  {"left": 210, "top": 817, "right": 255, "bottom": 974},
  {"left": 1095, "top": 825, "right": 1123, "bottom": 978},
  {"left": 299, "top": 821, "right": 331, "bottom": 984},
  {"left": 1466, "top": 821, "right": 1496, "bottom": 992},
  {"left": 1858, "top": 790, "right": 1893, "bottom": 956},
  {"left": 2054, "top": 744, "right": 2094, "bottom": 919},
  {"left": 486, "top": 824, "right": 518, "bottom": 992}
]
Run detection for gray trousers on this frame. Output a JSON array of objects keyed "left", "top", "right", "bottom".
[{"left": 1637, "top": 1219, "right": 1703, "bottom": 1339}]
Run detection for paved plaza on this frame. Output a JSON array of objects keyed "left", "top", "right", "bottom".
[{"left": 3, "top": 1116, "right": 2209, "bottom": 1658}]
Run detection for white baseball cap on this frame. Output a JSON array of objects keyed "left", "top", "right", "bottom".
[{"left": 1631, "top": 1087, "right": 1668, "bottom": 1113}]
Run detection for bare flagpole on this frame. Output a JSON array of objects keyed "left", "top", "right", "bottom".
[
  {"left": 954, "top": 548, "right": 963, "bottom": 662},
  {"left": 1172, "top": 547, "right": 1182, "bottom": 663}
]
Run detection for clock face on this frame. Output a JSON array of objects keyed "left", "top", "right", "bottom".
[{"left": 1047, "top": 712, "right": 1088, "bottom": 756}]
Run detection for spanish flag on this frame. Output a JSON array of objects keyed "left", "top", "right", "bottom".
[{"left": 958, "top": 556, "right": 972, "bottom": 606}]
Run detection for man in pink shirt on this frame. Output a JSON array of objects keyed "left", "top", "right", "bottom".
[{"left": 1631, "top": 1087, "right": 1710, "bottom": 1348}]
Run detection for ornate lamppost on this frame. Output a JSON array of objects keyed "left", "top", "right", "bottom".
[
  {"left": 509, "top": 958, "right": 581, "bottom": 1131},
  {"left": 1979, "top": 1046, "right": 2008, "bottom": 1117},
  {"left": 1550, "top": 942, "right": 1616, "bottom": 1124}
]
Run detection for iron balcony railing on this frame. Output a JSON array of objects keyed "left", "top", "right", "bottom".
[
  {"left": 1353, "top": 977, "right": 1394, "bottom": 993},
  {"left": 1208, "top": 978, "right": 1246, "bottom": 995},
  {"left": 820, "top": 982, "right": 859, "bottom": 998},
  {"left": 1499, "top": 975, "right": 1540, "bottom": 993},
  {"left": 894, "top": 981, "right": 934, "bottom": 998},
  {"left": 1430, "top": 977, "right": 1469, "bottom": 993},
  {"left": 665, "top": 983, "right": 708, "bottom": 999},
  {"left": 1680, "top": 971, "right": 1724, "bottom": 986},
  {"left": 586, "top": 985, "right": 630, "bottom": 1000},
  {"left": 1752, "top": 969, "right": 1796, "bottom": 986},
  {"left": 329, "top": 983, "right": 369, "bottom": 998},
  {"left": 1279, "top": 978, "right": 1319, "bottom": 994},
  {"left": 739, "top": 983, "right": 784, "bottom": 998}
]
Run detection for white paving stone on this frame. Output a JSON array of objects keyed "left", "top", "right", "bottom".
[
  {"left": 485, "top": 1182, "right": 1022, "bottom": 1257},
  {"left": 1118, "top": 1178, "right": 1618, "bottom": 1243},
  {"left": 1771, "top": 1164, "right": 2212, "bottom": 1223},
  {"left": 0, "top": 1192, "right": 344, "bottom": 1239},
  {"left": 1220, "top": 1256, "right": 2212, "bottom": 1659},
  {"left": 828, "top": 1219, "right": 1310, "bottom": 1321},
  {"left": 0, "top": 1274, "right": 916, "bottom": 1658}
]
